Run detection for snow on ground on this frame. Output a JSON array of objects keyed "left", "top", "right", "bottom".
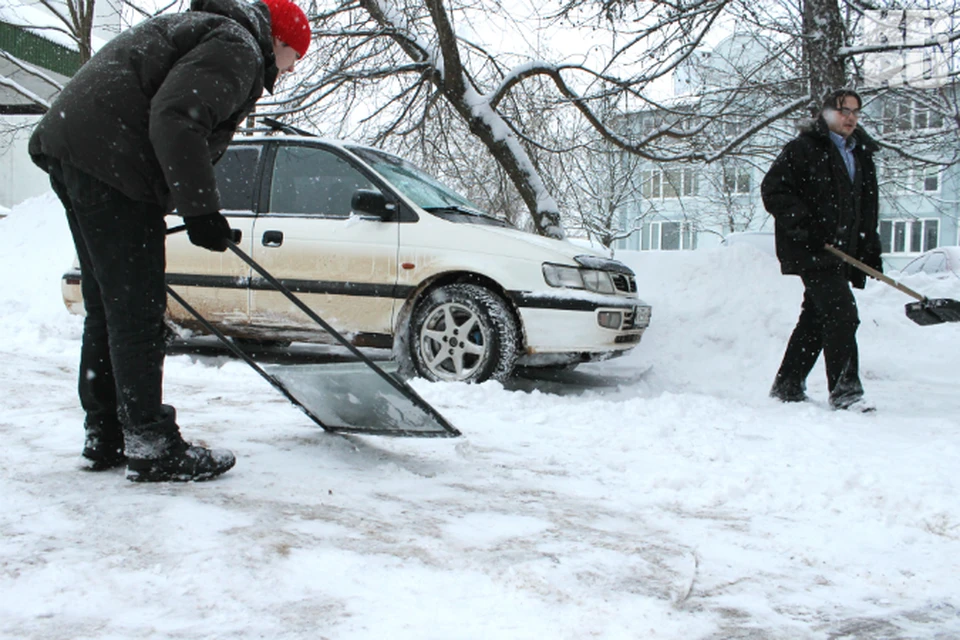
[{"left": 1, "top": 194, "right": 959, "bottom": 639}]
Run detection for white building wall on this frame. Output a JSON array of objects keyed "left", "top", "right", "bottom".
[{"left": 1, "top": 114, "right": 51, "bottom": 208}]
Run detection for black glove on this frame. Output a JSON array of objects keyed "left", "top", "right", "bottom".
[{"left": 184, "top": 212, "right": 231, "bottom": 252}]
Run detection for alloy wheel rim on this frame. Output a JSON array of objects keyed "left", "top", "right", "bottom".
[{"left": 419, "top": 302, "right": 489, "bottom": 380}]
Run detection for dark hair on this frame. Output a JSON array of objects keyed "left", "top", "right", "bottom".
[{"left": 822, "top": 89, "right": 862, "bottom": 111}]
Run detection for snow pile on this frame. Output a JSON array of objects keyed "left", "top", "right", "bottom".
[
  {"left": 616, "top": 243, "right": 960, "bottom": 414},
  {"left": 1, "top": 196, "right": 959, "bottom": 639},
  {"left": 0, "top": 192, "right": 81, "bottom": 349}
]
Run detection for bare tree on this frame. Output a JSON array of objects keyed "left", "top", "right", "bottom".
[
  {"left": 260, "top": 0, "right": 763, "bottom": 238},
  {"left": 28, "top": 0, "right": 99, "bottom": 64},
  {"left": 92, "top": 0, "right": 959, "bottom": 241},
  {"left": 545, "top": 121, "right": 649, "bottom": 247},
  {"left": 263, "top": 0, "right": 951, "bottom": 238},
  {"left": 0, "top": 50, "right": 63, "bottom": 110}
]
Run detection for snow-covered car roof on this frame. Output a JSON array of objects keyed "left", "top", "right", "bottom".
[
  {"left": 900, "top": 246, "right": 960, "bottom": 278},
  {"left": 721, "top": 231, "right": 776, "bottom": 256}
]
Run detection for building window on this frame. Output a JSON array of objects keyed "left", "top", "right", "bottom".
[
  {"left": 722, "top": 118, "right": 744, "bottom": 138},
  {"left": 882, "top": 100, "right": 944, "bottom": 133},
  {"left": 879, "top": 218, "right": 939, "bottom": 253},
  {"left": 642, "top": 167, "right": 699, "bottom": 199},
  {"left": 643, "top": 221, "right": 697, "bottom": 251},
  {"left": 636, "top": 115, "right": 658, "bottom": 135},
  {"left": 884, "top": 165, "right": 941, "bottom": 193},
  {"left": 722, "top": 166, "right": 751, "bottom": 194}
]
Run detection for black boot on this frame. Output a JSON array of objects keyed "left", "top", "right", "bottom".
[
  {"left": 769, "top": 376, "right": 808, "bottom": 403},
  {"left": 81, "top": 419, "right": 126, "bottom": 471},
  {"left": 830, "top": 393, "right": 876, "bottom": 413},
  {"left": 124, "top": 406, "right": 235, "bottom": 482},
  {"left": 127, "top": 441, "right": 236, "bottom": 482}
]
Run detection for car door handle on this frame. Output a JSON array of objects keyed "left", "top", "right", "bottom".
[{"left": 262, "top": 230, "right": 284, "bottom": 247}]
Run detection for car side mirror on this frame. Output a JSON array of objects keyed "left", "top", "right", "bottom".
[{"left": 351, "top": 189, "right": 396, "bottom": 220}]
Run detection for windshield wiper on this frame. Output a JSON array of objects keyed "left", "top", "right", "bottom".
[
  {"left": 423, "top": 204, "right": 483, "bottom": 215},
  {"left": 423, "top": 205, "right": 507, "bottom": 224}
]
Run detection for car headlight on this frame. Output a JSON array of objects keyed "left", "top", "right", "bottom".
[
  {"left": 581, "top": 269, "right": 615, "bottom": 294},
  {"left": 543, "top": 264, "right": 584, "bottom": 289},
  {"left": 542, "top": 264, "right": 615, "bottom": 293}
]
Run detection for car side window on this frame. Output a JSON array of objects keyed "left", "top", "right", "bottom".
[
  {"left": 215, "top": 146, "right": 261, "bottom": 211},
  {"left": 902, "top": 256, "right": 926, "bottom": 275},
  {"left": 923, "top": 253, "right": 947, "bottom": 275},
  {"left": 269, "top": 145, "right": 376, "bottom": 218}
]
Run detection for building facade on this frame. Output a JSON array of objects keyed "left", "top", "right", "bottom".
[{"left": 612, "top": 96, "right": 959, "bottom": 271}]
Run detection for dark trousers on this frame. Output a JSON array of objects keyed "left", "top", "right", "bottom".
[
  {"left": 48, "top": 161, "right": 169, "bottom": 437},
  {"left": 774, "top": 268, "right": 864, "bottom": 405}
]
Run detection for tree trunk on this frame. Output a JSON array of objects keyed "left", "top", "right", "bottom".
[
  {"left": 361, "top": 0, "right": 565, "bottom": 239},
  {"left": 424, "top": 0, "right": 563, "bottom": 239},
  {"left": 803, "top": 0, "right": 846, "bottom": 114},
  {"left": 449, "top": 100, "right": 565, "bottom": 239}
]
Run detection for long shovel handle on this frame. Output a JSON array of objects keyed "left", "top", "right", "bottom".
[{"left": 824, "top": 244, "right": 927, "bottom": 303}]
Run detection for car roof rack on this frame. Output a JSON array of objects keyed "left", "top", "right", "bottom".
[{"left": 260, "top": 116, "right": 318, "bottom": 137}]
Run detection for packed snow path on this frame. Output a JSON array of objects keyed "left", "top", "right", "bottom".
[{"left": 2, "top": 195, "right": 959, "bottom": 639}]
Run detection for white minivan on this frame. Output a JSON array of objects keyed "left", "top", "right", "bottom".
[{"left": 62, "top": 134, "right": 651, "bottom": 383}]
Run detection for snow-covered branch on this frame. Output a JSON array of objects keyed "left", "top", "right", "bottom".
[{"left": 0, "top": 76, "right": 52, "bottom": 111}]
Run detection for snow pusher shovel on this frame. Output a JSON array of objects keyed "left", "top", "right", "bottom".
[
  {"left": 824, "top": 244, "right": 960, "bottom": 326},
  {"left": 165, "top": 227, "right": 460, "bottom": 438}
]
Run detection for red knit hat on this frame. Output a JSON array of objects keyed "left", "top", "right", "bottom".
[{"left": 263, "top": 0, "right": 311, "bottom": 58}]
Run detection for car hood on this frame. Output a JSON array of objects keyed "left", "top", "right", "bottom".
[{"left": 458, "top": 223, "right": 610, "bottom": 265}]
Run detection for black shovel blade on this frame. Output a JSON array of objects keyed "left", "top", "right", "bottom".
[
  {"left": 905, "top": 298, "right": 960, "bottom": 326},
  {"left": 263, "top": 361, "right": 460, "bottom": 437}
]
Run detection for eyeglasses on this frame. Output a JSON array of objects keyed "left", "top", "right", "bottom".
[{"left": 837, "top": 107, "right": 861, "bottom": 117}]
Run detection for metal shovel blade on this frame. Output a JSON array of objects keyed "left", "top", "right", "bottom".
[
  {"left": 905, "top": 298, "right": 960, "bottom": 326},
  {"left": 263, "top": 361, "right": 455, "bottom": 437}
]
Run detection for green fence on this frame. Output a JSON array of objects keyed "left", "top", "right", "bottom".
[{"left": 0, "top": 21, "right": 80, "bottom": 77}]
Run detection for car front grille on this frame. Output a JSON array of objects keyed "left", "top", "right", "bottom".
[{"left": 612, "top": 273, "right": 637, "bottom": 294}]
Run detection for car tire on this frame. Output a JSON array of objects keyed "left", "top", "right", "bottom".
[{"left": 409, "top": 283, "right": 519, "bottom": 383}]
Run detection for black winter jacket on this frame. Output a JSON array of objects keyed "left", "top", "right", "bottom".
[
  {"left": 761, "top": 116, "right": 883, "bottom": 289},
  {"left": 29, "top": 0, "right": 278, "bottom": 218}
]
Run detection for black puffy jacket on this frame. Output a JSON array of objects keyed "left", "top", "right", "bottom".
[
  {"left": 29, "top": 0, "right": 278, "bottom": 218},
  {"left": 761, "top": 116, "right": 883, "bottom": 289}
]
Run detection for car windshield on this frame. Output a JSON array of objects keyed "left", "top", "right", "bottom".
[{"left": 348, "top": 146, "right": 512, "bottom": 227}]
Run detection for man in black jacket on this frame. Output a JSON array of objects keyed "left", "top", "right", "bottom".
[
  {"left": 761, "top": 89, "right": 883, "bottom": 412},
  {"left": 29, "top": 0, "right": 311, "bottom": 481}
]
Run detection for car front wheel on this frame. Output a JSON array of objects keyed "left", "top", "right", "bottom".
[{"left": 409, "top": 283, "right": 519, "bottom": 383}]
